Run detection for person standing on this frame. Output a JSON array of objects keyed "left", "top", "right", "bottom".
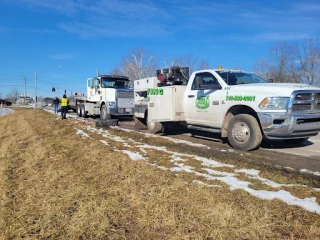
[
  {"left": 53, "top": 97, "right": 59, "bottom": 114},
  {"left": 60, "top": 94, "right": 68, "bottom": 119}
]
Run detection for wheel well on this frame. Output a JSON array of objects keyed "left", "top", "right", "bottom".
[
  {"left": 221, "top": 105, "right": 260, "bottom": 138},
  {"left": 144, "top": 109, "right": 148, "bottom": 120}
]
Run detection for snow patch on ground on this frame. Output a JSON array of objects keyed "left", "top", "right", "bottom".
[
  {"left": 0, "top": 108, "right": 14, "bottom": 116},
  {"left": 76, "top": 124, "right": 320, "bottom": 214},
  {"left": 300, "top": 169, "right": 320, "bottom": 176},
  {"left": 111, "top": 126, "right": 211, "bottom": 149}
]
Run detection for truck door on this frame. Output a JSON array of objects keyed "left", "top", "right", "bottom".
[
  {"left": 185, "top": 72, "right": 223, "bottom": 127},
  {"left": 87, "top": 78, "right": 100, "bottom": 102}
]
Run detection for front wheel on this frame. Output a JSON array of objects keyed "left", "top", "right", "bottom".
[
  {"left": 227, "top": 114, "right": 262, "bottom": 151},
  {"left": 100, "top": 105, "right": 111, "bottom": 120}
]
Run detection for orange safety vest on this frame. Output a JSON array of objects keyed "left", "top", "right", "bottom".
[{"left": 61, "top": 97, "right": 68, "bottom": 107}]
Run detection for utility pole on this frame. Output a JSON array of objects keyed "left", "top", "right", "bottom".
[{"left": 24, "top": 76, "right": 27, "bottom": 105}]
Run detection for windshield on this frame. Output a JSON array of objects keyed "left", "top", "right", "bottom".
[
  {"left": 100, "top": 78, "right": 130, "bottom": 88},
  {"left": 216, "top": 71, "right": 266, "bottom": 85}
]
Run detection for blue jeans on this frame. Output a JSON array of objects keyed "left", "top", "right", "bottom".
[
  {"left": 54, "top": 104, "right": 59, "bottom": 113},
  {"left": 61, "top": 106, "right": 67, "bottom": 119}
]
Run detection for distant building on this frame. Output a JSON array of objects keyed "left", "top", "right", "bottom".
[{"left": 17, "top": 94, "right": 32, "bottom": 104}]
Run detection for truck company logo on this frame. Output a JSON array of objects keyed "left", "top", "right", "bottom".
[
  {"left": 196, "top": 96, "right": 210, "bottom": 109},
  {"left": 147, "top": 88, "right": 164, "bottom": 95}
]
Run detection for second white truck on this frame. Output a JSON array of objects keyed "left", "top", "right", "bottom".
[
  {"left": 77, "top": 74, "right": 134, "bottom": 119},
  {"left": 134, "top": 66, "right": 320, "bottom": 150}
]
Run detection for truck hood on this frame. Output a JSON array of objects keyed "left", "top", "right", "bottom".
[{"left": 230, "top": 83, "right": 320, "bottom": 96}]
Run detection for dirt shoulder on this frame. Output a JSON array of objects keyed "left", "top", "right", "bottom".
[{"left": 0, "top": 108, "right": 319, "bottom": 239}]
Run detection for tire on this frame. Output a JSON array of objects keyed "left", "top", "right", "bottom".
[
  {"left": 147, "top": 121, "right": 163, "bottom": 134},
  {"left": 81, "top": 104, "right": 87, "bottom": 118},
  {"left": 162, "top": 122, "right": 175, "bottom": 134},
  {"left": 283, "top": 138, "right": 309, "bottom": 145},
  {"left": 227, "top": 114, "right": 262, "bottom": 151},
  {"left": 77, "top": 105, "right": 82, "bottom": 117},
  {"left": 100, "top": 104, "right": 111, "bottom": 120}
]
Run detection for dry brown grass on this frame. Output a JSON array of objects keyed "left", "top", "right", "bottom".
[{"left": 0, "top": 108, "right": 319, "bottom": 239}]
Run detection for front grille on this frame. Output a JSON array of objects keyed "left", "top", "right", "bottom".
[
  {"left": 292, "top": 103, "right": 311, "bottom": 111},
  {"left": 294, "top": 93, "right": 312, "bottom": 100},
  {"left": 290, "top": 90, "right": 320, "bottom": 113},
  {"left": 118, "top": 91, "right": 134, "bottom": 98}
]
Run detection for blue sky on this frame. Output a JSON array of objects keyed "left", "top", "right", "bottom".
[{"left": 0, "top": 0, "right": 319, "bottom": 99}]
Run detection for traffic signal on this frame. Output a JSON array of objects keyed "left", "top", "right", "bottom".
[{"left": 52, "top": 87, "right": 55, "bottom": 92}]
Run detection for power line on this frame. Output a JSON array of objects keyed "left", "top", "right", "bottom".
[
  {"left": 37, "top": 79, "right": 76, "bottom": 93},
  {"left": 0, "top": 84, "right": 24, "bottom": 86}
]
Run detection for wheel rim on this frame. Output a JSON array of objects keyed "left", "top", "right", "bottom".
[
  {"left": 148, "top": 121, "right": 155, "bottom": 129},
  {"left": 232, "top": 121, "right": 250, "bottom": 143}
]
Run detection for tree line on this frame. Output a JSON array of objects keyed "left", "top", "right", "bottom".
[
  {"left": 112, "top": 38, "right": 320, "bottom": 87},
  {"left": 254, "top": 38, "right": 320, "bottom": 86}
]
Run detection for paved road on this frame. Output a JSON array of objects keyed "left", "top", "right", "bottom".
[{"left": 261, "top": 134, "right": 320, "bottom": 159}]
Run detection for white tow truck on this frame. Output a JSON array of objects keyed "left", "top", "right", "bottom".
[
  {"left": 77, "top": 74, "right": 134, "bottom": 119},
  {"left": 134, "top": 66, "right": 320, "bottom": 150}
]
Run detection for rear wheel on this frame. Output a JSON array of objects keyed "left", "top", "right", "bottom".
[
  {"left": 77, "top": 105, "right": 82, "bottom": 117},
  {"left": 147, "top": 121, "right": 163, "bottom": 134},
  {"left": 100, "top": 105, "right": 111, "bottom": 120},
  {"left": 283, "top": 138, "right": 309, "bottom": 145},
  {"left": 227, "top": 114, "right": 262, "bottom": 150}
]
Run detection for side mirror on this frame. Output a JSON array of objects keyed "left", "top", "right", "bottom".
[{"left": 268, "top": 79, "right": 273, "bottom": 83}]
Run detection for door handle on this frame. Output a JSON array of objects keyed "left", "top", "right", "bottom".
[{"left": 188, "top": 95, "right": 195, "bottom": 98}]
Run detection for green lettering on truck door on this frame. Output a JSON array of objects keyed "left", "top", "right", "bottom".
[{"left": 147, "top": 88, "right": 164, "bottom": 95}]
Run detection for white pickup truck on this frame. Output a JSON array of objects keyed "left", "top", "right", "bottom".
[{"left": 134, "top": 66, "right": 320, "bottom": 150}]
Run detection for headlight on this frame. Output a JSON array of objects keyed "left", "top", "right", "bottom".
[
  {"left": 259, "top": 97, "right": 289, "bottom": 110},
  {"left": 108, "top": 101, "right": 116, "bottom": 106}
]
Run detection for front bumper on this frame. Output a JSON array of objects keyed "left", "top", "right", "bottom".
[
  {"left": 108, "top": 106, "right": 134, "bottom": 116},
  {"left": 257, "top": 112, "right": 320, "bottom": 139}
]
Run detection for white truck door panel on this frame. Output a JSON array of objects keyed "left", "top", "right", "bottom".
[{"left": 185, "top": 72, "right": 223, "bottom": 126}]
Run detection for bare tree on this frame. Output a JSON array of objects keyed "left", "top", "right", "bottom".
[
  {"left": 253, "top": 58, "right": 271, "bottom": 80},
  {"left": 110, "top": 68, "right": 123, "bottom": 76},
  {"left": 269, "top": 41, "right": 295, "bottom": 83},
  {"left": 6, "top": 88, "right": 19, "bottom": 103},
  {"left": 118, "top": 48, "right": 158, "bottom": 80},
  {"left": 294, "top": 38, "right": 320, "bottom": 86},
  {"left": 166, "top": 53, "right": 209, "bottom": 73}
]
